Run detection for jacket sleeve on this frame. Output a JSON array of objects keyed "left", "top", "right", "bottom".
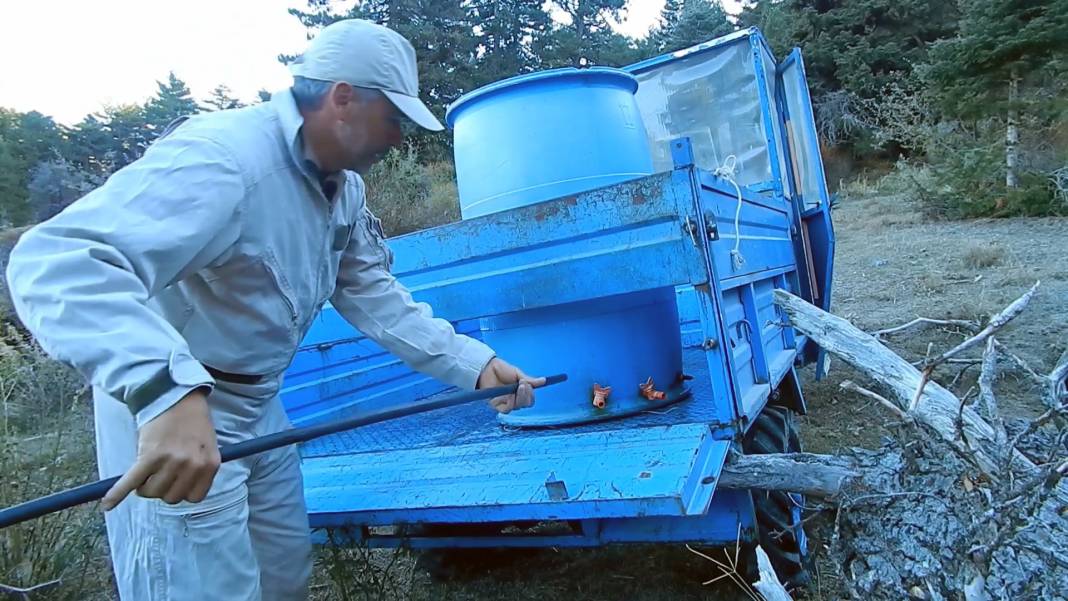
[
  {"left": 330, "top": 184, "right": 495, "bottom": 391},
  {"left": 5, "top": 134, "right": 246, "bottom": 426}
]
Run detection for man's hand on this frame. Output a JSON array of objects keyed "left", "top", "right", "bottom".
[
  {"left": 101, "top": 389, "right": 221, "bottom": 510},
  {"left": 477, "top": 358, "right": 545, "bottom": 414}
]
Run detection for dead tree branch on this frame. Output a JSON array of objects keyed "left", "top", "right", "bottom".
[
  {"left": 840, "top": 380, "right": 912, "bottom": 423},
  {"left": 1048, "top": 349, "right": 1068, "bottom": 408},
  {"left": 978, "top": 338, "right": 1008, "bottom": 448},
  {"left": 909, "top": 282, "right": 1039, "bottom": 411},
  {"left": 753, "top": 546, "right": 793, "bottom": 601},
  {"left": 717, "top": 452, "right": 863, "bottom": 499},
  {"left": 872, "top": 317, "right": 979, "bottom": 338},
  {"left": 773, "top": 289, "right": 1068, "bottom": 506},
  {"left": 992, "top": 339, "right": 1045, "bottom": 384},
  {"left": 922, "top": 282, "right": 1040, "bottom": 370}
]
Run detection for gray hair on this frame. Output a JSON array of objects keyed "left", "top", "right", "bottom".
[{"left": 291, "top": 76, "right": 384, "bottom": 111}]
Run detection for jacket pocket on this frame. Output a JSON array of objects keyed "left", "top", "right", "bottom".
[
  {"left": 362, "top": 208, "right": 394, "bottom": 271},
  {"left": 261, "top": 250, "right": 299, "bottom": 324}
]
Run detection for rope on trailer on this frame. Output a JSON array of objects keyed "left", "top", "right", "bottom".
[{"left": 713, "top": 155, "right": 746, "bottom": 270}]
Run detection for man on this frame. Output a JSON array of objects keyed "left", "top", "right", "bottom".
[{"left": 5, "top": 19, "right": 541, "bottom": 601}]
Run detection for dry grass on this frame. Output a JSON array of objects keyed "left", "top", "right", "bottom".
[
  {"left": 962, "top": 243, "right": 1006, "bottom": 269},
  {"left": 0, "top": 333, "right": 113, "bottom": 600}
]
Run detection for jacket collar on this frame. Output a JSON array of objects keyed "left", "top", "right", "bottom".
[{"left": 270, "top": 89, "right": 342, "bottom": 200}]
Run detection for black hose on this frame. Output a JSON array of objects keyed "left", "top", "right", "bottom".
[{"left": 0, "top": 374, "right": 567, "bottom": 529}]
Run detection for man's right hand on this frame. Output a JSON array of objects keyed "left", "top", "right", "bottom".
[{"left": 101, "top": 389, "right": 221, "bottom": 510}]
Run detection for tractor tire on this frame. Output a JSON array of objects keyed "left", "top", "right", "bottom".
[{"left": 741, "top": 404, "right": 811, "bottom": 590}]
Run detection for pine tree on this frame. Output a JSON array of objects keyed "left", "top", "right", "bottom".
[
  {"left": 776, "top": 0, "right": 961, "bottom": 99},
  {"left": 925, "top": 0, "right": 1068, "bottom": 189},
  {"left": 466, "top": 0, "right": 551, "bottom": 88},
  {"left": 538, "top": 0, "right": 639, "bottom": 67},
  {"left": 0, "top": 133, "right": 29, "bottom": 226},
  {"left": 648, "top": 0, "right": 734, "bottom": 54},
  {"left": 203, "top": 84, "right": 246, "bottom": 111},
  {"left": 143, "top": 72, "right": 200, "bottom": 141}
]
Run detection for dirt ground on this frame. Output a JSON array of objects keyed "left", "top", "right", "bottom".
[{"left": 800, "top": 193, "right": 1067, "bottom": 457}]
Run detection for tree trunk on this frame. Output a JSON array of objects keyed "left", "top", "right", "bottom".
[
  {"left": 717, "top": 453, "right": 863, "bottom": 498},
  {"left": 1006, "top": 67, "right": 1020, "bottom": 190}
]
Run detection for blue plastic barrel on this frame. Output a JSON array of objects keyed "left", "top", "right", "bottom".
[
  {"left": 446, "top": 67, "right": 687, "bottom": 427},
  {"left": 447, "top": 68, "right": 655, "bottom": 218}
]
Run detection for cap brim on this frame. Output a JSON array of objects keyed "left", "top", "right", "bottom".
[{"left": 382, "top": 90, "right": 444, "bottom": 132}]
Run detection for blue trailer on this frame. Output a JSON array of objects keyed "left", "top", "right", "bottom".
[{"left": 280, "top": 28, "right": 834, "bottom": 586}]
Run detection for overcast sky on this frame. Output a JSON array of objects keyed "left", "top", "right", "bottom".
[{"left": 0, "top": 0, "right": 740, "bottom": 125}]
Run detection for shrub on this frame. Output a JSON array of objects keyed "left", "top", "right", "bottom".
[
  {"left": 362, "top": 147, "right": 460, "bottom": 237},
  {"left": 0, "top": 335, "right": 112, "bottom": 599}
]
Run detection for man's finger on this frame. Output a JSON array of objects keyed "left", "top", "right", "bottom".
[
  {"left": 162, "top": 469, "right": 200, "bottom": 505},
  {"left": 187, "top": 450, "right": 221, "bottom": 503},
  {"left": 515, "top": 381, "right": 534, "bottom": 409},
  {"left": 101, "top": 458, "right": 157, "bottom": 511},
  {"left": 491, "top": 395, "right": 514, "bottom": 413},
  {"left": 138, "top": 469, "right": 179, "bottom": 500},
  {"left": 520, "top": 374, "right": 548, "bottom": 388}
]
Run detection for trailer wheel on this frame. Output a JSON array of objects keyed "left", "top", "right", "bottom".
[{"left": 741, "top": 404, "right": 811, "bottom": 589}]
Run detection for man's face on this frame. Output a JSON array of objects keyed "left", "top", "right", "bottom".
[{"left": 328, "top": 84, "right": 411, "bottom": 173}]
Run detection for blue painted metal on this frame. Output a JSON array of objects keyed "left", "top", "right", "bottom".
[
  {"left": 446, "top": 67, "right": 653, "bottom": 218},
  {"left": 776, "top": 48, "right": 836, "bottom": 371},
  {"left": 486, "top": 289, "right": 687, "bottom": 427},
  {"left": 281, "top": 26, "right": 835, "bottom": 552},
  {"left": 446, "top": 66, "right": 684, "bottom": 427},
  {"left": 304, "top": 424, "right": 730, "bottom": 526}
]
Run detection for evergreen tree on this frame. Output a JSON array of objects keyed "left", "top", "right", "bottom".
[
  {"left": 648, "top": 0, "right": 734, "bottom": 54},
  {"left": 0, "top": 110, "right": 65, "bottom": 226},
  {"left": 539, "top": 0, "right": 640, "bottom": 67},
  {"left": 925, "top": 0, "right": 1068, "bottom": 189},
  {"left": 0, "top": 134, "right": 29, "bottom": 226},
  {"left": 143, "top": 72, "right": 200, "bottom": 140},
  {"left": 466, "top": 0, "right": 551, "bottom": 88},
  {"left": 203, "top": 84, "right": 246, "bottom": 111},
  {"left": 781, "top": 0, "right": 961, "bottom": 100}
]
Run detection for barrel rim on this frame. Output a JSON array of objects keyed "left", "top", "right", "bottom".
[{"left": 445, "top": 67, "right": 639, "bottom": 128}]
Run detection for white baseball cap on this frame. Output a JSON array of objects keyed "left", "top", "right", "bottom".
[{"left": 288, "top": 19, "right": 444, "bottom": 131}]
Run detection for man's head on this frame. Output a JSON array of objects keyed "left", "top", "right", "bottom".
[{"left": 288, "top": 20, "right": 441, "bottom": 173}]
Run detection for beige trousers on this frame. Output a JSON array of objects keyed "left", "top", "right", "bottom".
[{"left": 94, "top": 378, "right": 312, "bottom": 601}]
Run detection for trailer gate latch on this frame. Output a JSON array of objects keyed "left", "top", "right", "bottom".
[{"left": 545, "top": 472, "right": 569, "bottom": 501}]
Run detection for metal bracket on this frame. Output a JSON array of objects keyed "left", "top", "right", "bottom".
[
  {"left": 545, "top": 472, "right": 569, "bottom": 501},
  {"left": 705, "top": 217, "right": 719, "bottom": 241}
]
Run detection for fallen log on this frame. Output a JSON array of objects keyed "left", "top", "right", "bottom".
[
  {"left": 772, "top": 288, "right": 1068, "bottom": 506},
  {"left": 717, "top": 453, "right": 863, "bottom": 499}
]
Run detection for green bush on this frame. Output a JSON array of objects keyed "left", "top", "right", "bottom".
[
  {"left": 362, "top": 147, "right": 460, "bottom": 237},
  {"left": 0, "top": 335, "right": 112, "bottom": 600},
  {"left": 872, "top": 127, "right": 1063, "bottom": 220}
]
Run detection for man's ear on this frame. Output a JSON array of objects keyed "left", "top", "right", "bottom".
[{"left": 329, "top": 82, "right": 355, "bottom": 110}]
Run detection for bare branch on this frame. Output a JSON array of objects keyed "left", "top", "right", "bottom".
[
  {"left": 909, "top": 283, "right": 1040, "bottom": 413},
  {"left": 922, "top": 282, "right": 1040, "bottom": 370},
  {"left": 1006, "top": 406, "right": 1067, "bottom": 455},
  {"left": 979, "top": 338, "right": 1008, "bottom": 447},
  {"left": 992, "top": 339, "right": 1045, "bottom": 384},
  {"left": 717, "top": 452, "right": 863, "bottom": 498},
  {"left": 752, "top": 546, "right": 793, "bottom": 601},
  {"left": 773, "top": 289, "right": 1068, "bottom": 506},
  {"left": 840, "top": 380, "right": 912, "bottom": 422},
  {"left": 872, "top": 317, "right": 979, "bottom": 338},
  {"left": 1048, "top": 349, "right": 1068, "bottom": 409}
]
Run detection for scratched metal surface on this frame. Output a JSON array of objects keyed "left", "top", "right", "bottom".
[
  {"left": 298, "top": 346, "right": 724, "bottom": 459},
  {"left": 302, "top": 424, "right": 732, "bottom": 523}
]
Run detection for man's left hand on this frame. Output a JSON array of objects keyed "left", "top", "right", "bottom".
[{"left": 477, "top": 358, "right": 545, "bottom": 414}]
